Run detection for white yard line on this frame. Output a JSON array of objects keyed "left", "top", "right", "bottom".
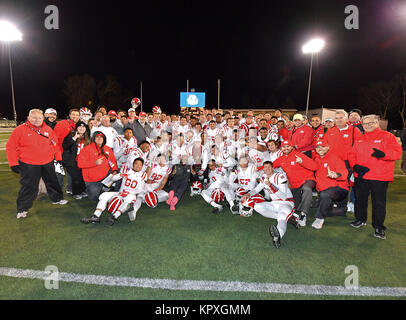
[{"left": 0, "top": 267, "right": 405, "bottom": 297}]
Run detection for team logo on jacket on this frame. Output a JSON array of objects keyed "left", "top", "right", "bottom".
[
  {"left": 343, "top": 134, "right": 349, "bottom": 138},
  {"left": 290, "top": 161, "right": 295, "bottom": 165},
  {"left": 44, "top": 132, "right": 49, "bottom": 137},
  {"left": 324, "top": 163, "right": 328, "bottom": 168},
  {"left": 300, "top": 130, "right": 304, "bottom": 133},
  {"left": 105, "top": 151, "right": 109, "bottom": 155},
  {"left": 374, "top": 140, "right": 382, "bottom": 143}
]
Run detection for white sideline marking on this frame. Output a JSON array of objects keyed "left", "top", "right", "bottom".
[{"left": 0, "top": 267, "right": 405, "bottom": 297}]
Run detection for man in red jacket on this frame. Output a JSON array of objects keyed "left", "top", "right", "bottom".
[
  {"left": 311, "top": 140, "right": 350, "bottom": 229},
  {"left": 273, "top": 140, "right": 317, "bottom": 227},
  {"left": 77, "top": 131, "right": 119, "bottom": 201},
  {"left": 6, "top": 109, "right": 68, "bottom": 219},
  {"left": 288, "top": 114, "right": 315, "bottom": 158},
  {"left": 348, "top": 115, "right": 402, "bottom": 239}
]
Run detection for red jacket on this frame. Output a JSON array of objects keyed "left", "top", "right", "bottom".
[
  {"left": 54, "top": 119, "right": 76, "bottom": 155},
  {"left": 313, "top": 151, "right": 349, "bottom": 192},
  {"left": 324, "top": 125, "right": 362, "bottom": 161},
  {"left": 348, "top": 128, "right": 402, "bottom": 182},
  {"left": 288, "top": 125, "right": 315, "bottom": 153},
  {"left": 77, "top": 143, "right": 118, "bottom": 182},
  {"left": 273, "top": 150, "right": 317, "bottom": 188},
  {"left": 6, "top": 121, "right": 61, "bottom": 167},
  {"left": 313, "top": 125, "right": 326, "bottom": 146}
]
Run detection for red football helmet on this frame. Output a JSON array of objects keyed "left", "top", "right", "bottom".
[
  {"left": 211, "top": 189, "right": 224, "bottom": 203},
  {"left": 145, "top": 191, "right": 158, "bottom": 208},
  {"left": 107, "top": 196, "right": 123, "bottom": 214},
  {"left": 250, "top": 194, "right": 265, "bottom": 204},
  {"left": 191, "top": 181, "right": 203, "bottom": 196},
  {"left": 152, "top": 106, "right": 162, "bottom": 114},
  {"left": 131, "top": 98, "right": 141, "bottom": 108},
  {"left": 80, "top": 107, "right": 92, "bottom": 115},
  {"left": 235, "top": 187, "right": 247, "bottom": 202}
]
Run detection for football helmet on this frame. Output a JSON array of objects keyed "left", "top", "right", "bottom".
[
  {"left": 152, "top": 105, "right": 162, "bottom": 114},
  {"left": 131, "top": 98, "right": 141, "bottom": 108},
  {"left": 235, "top": 187, "right": 246, "bottom": 202},
  {"left": 80, "top": 107, "right": 92, "bottom": 123},
  {"left": 211, "top": 189, "right": 224, "bottom": 203},
  {"left": 239, "top": 198, "right": 255, "bottom": 217},
  {"left": 145, "top": 191, "right": 158, "bottom": 208},
  {"left": 107, "top": 196, "right": 123, "bottom": 214},
  {"left": 190, "top": 181, "right": 203, "bottom": 196}
]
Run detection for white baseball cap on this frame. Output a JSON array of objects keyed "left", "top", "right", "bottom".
[
  {"left": 45, "top": 108, "right": 57, "bottom": 115},
  {"left": 128, "top": 108, "right": 136, "bottom": 113}
]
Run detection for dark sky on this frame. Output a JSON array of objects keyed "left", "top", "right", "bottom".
[{"left": 1, "top": 0, "right": 406, "bottom": 119}]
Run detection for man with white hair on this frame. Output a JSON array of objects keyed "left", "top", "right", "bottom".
[
  {"left": 348, "top": 115, "right": 402, "bottom": 240},
  {"left": 91, "top": 115, "right": 118, "bottom": 148},
  {"left": 6, "top": 109, "right": 68, "bottom": 219}
]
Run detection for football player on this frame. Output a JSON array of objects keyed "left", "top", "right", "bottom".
[
  {"left": 201, "top": 160, "right": 236, "bottom": 214},
  {"left": 241, "top": 161, "right": 299, "bottom": 248},
  {"left": 80, "top": 158, "right": 148, "bottom": 225},
  {"left": 144, "top": 154, "right": 172, "bottom": 203},
  {"left": 113, "top": 128, "right": 137, "bottom": 169}
]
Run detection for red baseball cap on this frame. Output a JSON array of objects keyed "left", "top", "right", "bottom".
[
  {"left": 315, "top": 140, "right": 329, "bottom": 147},
  {"left": 139, "top": 111, "right": 147, "bottom": 117},
  {"left": 108, "top": 110, "right": 118, "bottom": 116},
  {"left": 281, "top": 140, "right": 292, "bottom": 147}
]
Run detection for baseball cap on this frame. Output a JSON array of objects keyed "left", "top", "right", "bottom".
[
  {"left": 349, "top": 108, "right": 362, "bottom": 116},
  {"left": 315, "top": 140, "right": 329, "bottom": 147},
  {"left": 139, "top": 111, "right": 147, "bottom": 117},
  {"left": 108, "top": 110, "right": 118, "bottom": 116},
  {"left": 45, "top": 108, "right": 57, "bottom": 115},
  {"left": 293, "top": 114, "right": 303, "bottom": 121},
  {"left": 281, "top": 140, "right": 292, "bottom": 147},
  {"left": 128, "top": 108, "right": 136, "bottom": 113},
  {"left": 325, "top": 118, "right": 334, "bottom": 122}
]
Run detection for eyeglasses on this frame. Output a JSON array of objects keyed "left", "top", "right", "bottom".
[{"left": 362, "top": 121, "right": 377, "bottom": 126}]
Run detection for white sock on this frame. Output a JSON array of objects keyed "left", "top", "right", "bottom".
[
  {"left": 113, "top": 211, "right": 122, "bottom": 219},
  {"left": 211, "top": 201, "right": 221, "bottom": 209},
  {"left": 94, "top": 209, "right": 102, "bottom": 218}
]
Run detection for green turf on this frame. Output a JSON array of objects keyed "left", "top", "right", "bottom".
[{"left": 0, "top": 132, "right": 405, "bottom": 300}]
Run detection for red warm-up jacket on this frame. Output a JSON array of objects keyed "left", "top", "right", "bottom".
[
  {"left": 77, "top": 142, "right": 118, "bottom": 182},
  {"left": 272, "top": 150, "right": 317, "bottom": 188},
  {"left": 288, "top": 125, "right": 315, "bottom": 153},
  {"left": 348, "top": 128, "right": 402, "bottom": 182},
  {"left": 278, "top": 127, "right": 290, "bottom": 141},
  {"left": 6, "top": 121, "right": 61, "bottom": 167},
  {"left": 324, "top": 125, "right": 362, "bottom": 161},
  {"left": 54, "top": 119, "right": 76, "bottom": 155},
  {"left": 313, "top": 151, "right": 349, "bottom": 192}
]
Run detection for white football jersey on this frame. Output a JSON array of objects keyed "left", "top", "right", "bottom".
[
  {"left": 113, "top": 136, "right": 137, "bottom": 168},
  {"left": 118, "top": 168, "right": 148, "bottom": 196},
  {"left": 250, "top": 172, "right": 293, "bottom": 202},
  {"left": 127, "top": 146, "right": 151, "bottom": 169},
  {"left": 207, "top": 167, "right": 229, "bottom": 190},
  {"left": 148, "top": 162, "right": 172, "bottom": 185},
  {"left": 229, "top": 164, "right": 258, "bottom": 190}
]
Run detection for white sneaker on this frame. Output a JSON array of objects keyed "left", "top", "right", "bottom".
[
  {"left": 80, "top": 192, "right": 88, "bottom": 197},
  {"left": 73, "top": 195, "right": 83, "bottom": 200},
  {"left": 17, "top": 211, "right": 28, "bottom": 219},
  {"left": 66, "top": 190, "right": 72, "bottom": 195},
  {"left": 52, "top": 199, "right": 68, "bottom": 205},
  {"left": 347, "top": 202, "right": 354, "bottom": 213},
  {"left": 298, "top": 214, "right": 307, "bottom": 227},
  {"left": 128, "top": 210, "right": 137, "bottom": 221},
  {"left": 312, "top": 218, "right": 324, "bottom": 229}
]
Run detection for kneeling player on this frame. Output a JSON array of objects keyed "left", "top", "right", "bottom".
[
  {"left": 144, "top": 154, "right": 171, "bottom": 204},
  {"left": 241, "top": 161, "right": 299, "bottom": 248},
  {"left": 201, "top": 160, "right": 236, "bottom": 214},
  {"left": 80, "top": 158, "right": 147, "bottom": 225}
]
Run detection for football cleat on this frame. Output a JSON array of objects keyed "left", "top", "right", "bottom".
[
  {"left": 269, "top": 225, "right": 281, "bottom": 249},
  {"left": 212, "top": 205, "right": 223, "bottom": 214},
  {"left": 231, "top": 204, "right": 240, "bottom": 215},
  {"left": 128, "top": 210, "right": 137, "bottom": 221},
  {"left": 312, "top": 218, "right": 324, "bottom": 230},
  {"left": 107, "top": 215, "right": 118, "bottom": 226},
  {"left": 298, "top": 214, "right": 307, "bottom": 227},
  {"left": 287, "top": 213, "right": 300, "bottom": 229},
  {"left": 80, "top": 215, "right": 101, "bottom": 224},
  {"left": 52, "top": 199, "right": 68, "bottom": 205}
]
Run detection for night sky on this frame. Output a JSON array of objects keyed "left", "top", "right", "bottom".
[{"left": 1, "top": 0, "right": 406, "bottom": 120}]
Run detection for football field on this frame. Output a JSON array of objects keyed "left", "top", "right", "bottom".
[{"left": 0, "top": 130, "right": 405, "bottom": 300}]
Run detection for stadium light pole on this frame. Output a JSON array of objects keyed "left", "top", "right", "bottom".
[
  {"left": 0, "top": 20, "right": 22, "bottom": 124},
  {"left": 302, "top": 38, "right": 325, "bottom": 117}
]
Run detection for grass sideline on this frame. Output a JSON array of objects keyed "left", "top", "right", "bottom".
[{"left": 0, "top": 132, "right": 405, "bottom": 300}]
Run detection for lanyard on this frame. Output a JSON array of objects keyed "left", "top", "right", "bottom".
[{"left": 24, "top": 122, "right": 56, "bottom": 146}]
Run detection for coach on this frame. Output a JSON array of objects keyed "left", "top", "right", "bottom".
[
  {"left": 124, "top": 111, "right": 152, "bottom": 144},
  {"left": 289, "top": 114, "right": 314, "bottom": 158},
  {"left": 6, "top": 109, "right": 68, "bottom": 219},
  {"left": 348, "top": 115, "right": 402, "bottom": 239},
  {"left": 77, "top": 131, "right": 119, "bottom": 201}
]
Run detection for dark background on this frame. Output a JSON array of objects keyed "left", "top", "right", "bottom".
[{"left": 0, "top": 0, "right": 405, "bottom": 123}]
